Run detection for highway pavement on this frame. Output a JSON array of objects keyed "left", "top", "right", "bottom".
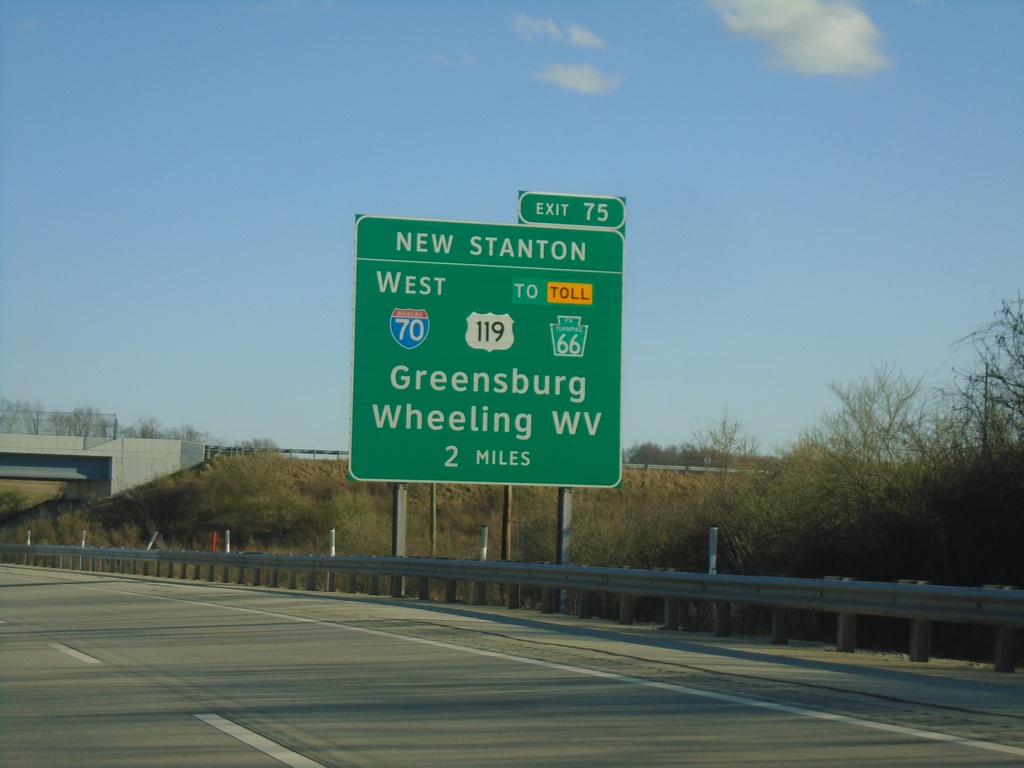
[{"left": 1, "top": 565, "right": 1022, "bottom": 766}]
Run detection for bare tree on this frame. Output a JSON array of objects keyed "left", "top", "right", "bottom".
[
  {"left": 237, "top": 437, "right": 278, "bottom": 453},
  {"left": 120, "top": 417, "right": 164, "bottom": 439},
  {"left": 168, "top": 423, "right": 209, "bottom": 443},
  {"left": 623, "top": 441, "right": 679, "bottom": 465},
  {"left": 50, "top": 406, "right": 112, "bottom": 437},
  {"left": 694, "top": 408, "right": 760, "bottom": 471},
  {"left": 0, "top": 398, "right": 45, "bottom": 434},
  {"left": 813, "top": 363, "right": 930, "bottom": 464},
  {"left": 957, "top": 293, "right": 1024, "bottom": 449}
]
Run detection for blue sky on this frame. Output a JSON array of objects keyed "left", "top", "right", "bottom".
[{"left": 1, "top": 0, "right": 1021, "bottom": 454}]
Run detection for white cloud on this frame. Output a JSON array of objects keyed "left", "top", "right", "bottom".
[
  {"left": 431, "top": 52, "right": 475, "bottom": 66},
  {"left": 514, "top": 15, "right": 607, "bottom": 49},
  {"left": 534, "top": 63, "right": 624, "bottom": 95},
  {"left": 567, "top": 24, "right": 607, "bottom": 49},
  {"left": 514, "top": 14, "right": 562, "bottom": 42},
  {"left": 710, "top": 0, "right": 893, "bottom": 76}
]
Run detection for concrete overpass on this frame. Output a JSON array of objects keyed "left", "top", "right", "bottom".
[{"left": 0, "top": 434, "right": 205, "bottom": 500}]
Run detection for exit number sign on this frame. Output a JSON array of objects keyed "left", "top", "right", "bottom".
[
  {"left": 349, "top": 214, "right": 624, "bottom": 487},
  {"left": 518, "top": 191, "right": 625, "bottom": 230}
]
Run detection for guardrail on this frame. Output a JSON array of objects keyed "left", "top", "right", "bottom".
[{"left": 2, "top": 544, "right": 1020, "bottom": 672}]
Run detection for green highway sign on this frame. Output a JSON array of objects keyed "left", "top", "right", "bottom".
[
  {"left": 518, "top": 191, "right": 625, "bottom": 230},
  {"left": 350, "top": 215, "right": 624, "bottom": 487}
]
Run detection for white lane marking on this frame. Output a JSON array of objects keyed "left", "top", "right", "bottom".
[
  {"left": 54, "top": 576, "right": 1024, "bottom": 759},
  {"left": 195, "top": 713, "right": 326, "bottom": 768},
  {"left": 49, "top": 643, "right": 102, "bottom": 664}
]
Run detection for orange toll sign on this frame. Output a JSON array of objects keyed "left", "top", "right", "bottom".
[{"left": 547, "top": 282, "right": 593, "bottom": 305}]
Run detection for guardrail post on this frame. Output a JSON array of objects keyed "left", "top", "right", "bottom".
[
  {"left": 346, "top": 573, "right": 358, "bottom": 593},
  {"left": 994, "top": 625, "right": 1015, "bottom": 673},
  {"left": 508, "top": 583, "right": 521, "bottom": 610},
  {"left": 664, "top": 598, "right": 680, "bottom": 631},
  {"left": 910, "top": 619, "right": 931, "bottom": 662},
  {"left": 837, "top": 612, "right": 857, "bottom": 653},
  {"left": 289, "top": 569, "right": 299, "bottom": 590},
  {"left": 982, "top": 585, "right": 1017, "bottom": 673},
  {"left": 306, "top": 571, "right": 316, "bottom": 591},
  {"left": 577, "top": 590, "right": 591, "bottom": 619},
  {"left": 900, "top": 581, "right": 932, "bottom": 662},
  {"left": 827, "top": 578, "right": 858, "bottom": 653},
  {"left": 253, "top": 568, "right": 262, "bottom": 587},
  {"left": 772, "top": 608, "right": 789, "bottom": 645},
  {"left": 619, "top": 594, "right": 634, "bottom": 626},
  {"left": 390, "top": 575, "right": 404, "bottom": 598},
  {"left": 715, "top": 602, "right": 731, "bottom": 637},
  {"left": 368, "top": 574, "right": 380, "bottom": 595},
  {"left": 418, "top": 576, "right": 430, "bottom": 600},
  {"left": 269, "top": 569, "right": 279, "bottom": 589},
  {"left": 541, "top": 587, "right": 555, "bottom": 614},
  {"left": 326, "top": 572, "right": 336, "bottom": 592},
  {"left": 445, "top": 579, "right": 457, "bottom": 603}
]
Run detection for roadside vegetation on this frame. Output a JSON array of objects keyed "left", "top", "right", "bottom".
[{"left": 2, "top": 296, "right": 1021, "bottom": 660}]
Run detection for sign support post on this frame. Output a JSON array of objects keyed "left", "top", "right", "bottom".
[
  {"left": 556, "top": 486, "right": 573, "bottom": 613},
  {"left": 391, "top": 483, "right": 407, "bottom": 597}
]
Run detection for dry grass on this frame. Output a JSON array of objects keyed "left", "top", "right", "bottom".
[{"left": 0, "top": 456, "right": 719, "bottom": 571}]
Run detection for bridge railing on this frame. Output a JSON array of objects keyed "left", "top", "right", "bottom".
[
  {"left": 0, "top": 410, "right": 117, "bottom": 438},
  {"left": 2, "top": 543, "right": 1020, "bottom": 673}
]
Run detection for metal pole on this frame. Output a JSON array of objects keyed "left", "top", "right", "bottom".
[
  {"left": 392, "top": 483, "right": 407, "bottom": 597},
  {"left": 430, "top": 483, "right": 437, "bottom": 557},
  {"left": 327, "top": 528, "right": 337, "bottom": 592},
  {"left": 556, "top": 487, "right": 573, "bottom": 613},
  {"left": 474, "top": 525, "right": 489, "bottom": 605},
  {"left": 146, "top": 531, "right": 159, "bottom": 550},
  {"left": 501, "top": 485, "right": 512, "bottom": 560},
  {"left": 26, "top": 530, "right": 31, "bottom": 546},
  {"left": 708, "top": 525, "right": 718, "bottom": 575},
  {"left": 225, "top": 530, "right": 231, "bottom": 553}
]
